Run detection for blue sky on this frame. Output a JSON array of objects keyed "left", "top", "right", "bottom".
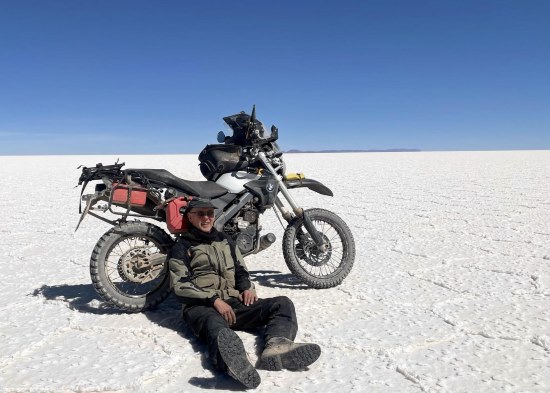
[{"left": 1, "top": 0, "right": 549, "bottom": 155}]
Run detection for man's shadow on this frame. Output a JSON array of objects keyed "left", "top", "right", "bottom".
[{"left": 31, "top": 269, "right": 307, "bottom": 390}]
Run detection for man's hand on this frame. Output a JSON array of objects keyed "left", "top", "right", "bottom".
[
  {"left": 239, "top": 290, "right": 258, "bottom": 306},
  {"left": 213, "top": 298, "right": 236, "bottom": 325}
]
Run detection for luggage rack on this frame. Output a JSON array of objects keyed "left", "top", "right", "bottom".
[{"left": 77, "top": 183, "right": 164, "bottom": 230}]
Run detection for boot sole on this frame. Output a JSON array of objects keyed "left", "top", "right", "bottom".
[
  {"left": 217, "top": 328, "right": 261, "bottom": 389},
  {"left": 260, "top": 343, "right": 321, "bottom": 371}
]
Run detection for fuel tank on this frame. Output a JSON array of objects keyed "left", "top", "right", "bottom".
[{"left": 215, "top": 171, "right": 262, "bottom": 193}]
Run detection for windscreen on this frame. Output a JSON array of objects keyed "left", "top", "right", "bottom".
[{"left": 222, "top": 112, "right": 271, "bottom": 144}]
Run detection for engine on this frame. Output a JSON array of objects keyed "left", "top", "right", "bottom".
[{"left": 223, "top": 205, "right": 260, "bottom": 254}]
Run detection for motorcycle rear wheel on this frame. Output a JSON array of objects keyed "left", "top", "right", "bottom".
[
  {"left": 283, "top": 208, "right": 355, "bottom": 288},
  {"left": 90, "top": 221, "right": 174, "bottom": 312}
]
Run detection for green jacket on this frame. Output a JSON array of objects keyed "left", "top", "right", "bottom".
[{"left": 168, "top": 227, "right": 255, "bottom": 307}]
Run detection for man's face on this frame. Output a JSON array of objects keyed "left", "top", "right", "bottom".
[{"left": 187, "top": 207, "right": 215, "bottom": 233}]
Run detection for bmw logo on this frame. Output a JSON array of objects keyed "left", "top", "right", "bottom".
[{"left": 266, "top": 183, "right": 274, "bottom": 192}]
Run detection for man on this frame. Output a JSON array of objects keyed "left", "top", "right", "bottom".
[{"left": 168, "top": 199, "right": 321, "bottom": 389}]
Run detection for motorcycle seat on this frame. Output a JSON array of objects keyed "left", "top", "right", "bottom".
[{"left": 126, "top": 168, "right": 229, "bottom": 198}]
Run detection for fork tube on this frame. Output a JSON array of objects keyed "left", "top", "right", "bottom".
[
  {"left": 275, "top": 197, "right": 293, "bottom": 222},
  {"left": 258, "top": 152, "right": 301, "bottom": 214},
  {"left": 258, "top": 152, "right": 325, "bottom": 248}
]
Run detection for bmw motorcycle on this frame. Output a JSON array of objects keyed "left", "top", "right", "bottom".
[{"left": 76, "top": 107, "right": 355, "bottom": 312}]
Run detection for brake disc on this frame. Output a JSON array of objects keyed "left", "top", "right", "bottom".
[
  {"left": 117, "top": 246, "right": 163, "bottom": 284},
  {"left": 297, "top": 233, "right": 333, "bottom": 267}
]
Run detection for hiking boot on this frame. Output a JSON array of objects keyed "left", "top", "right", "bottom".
[
  {"left": 258, "top": 337, "right": 321, "bottom": 371},
  {"left": 217, "top": 328, "right": 261, "bottom": 389}
]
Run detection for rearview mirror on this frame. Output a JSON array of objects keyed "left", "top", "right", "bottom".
[
  {"left": 270, "top": 125, "right": 278, "bottom": 140},
  {"left": 217, "top": 131, "right": 226, "bottom": 143}
]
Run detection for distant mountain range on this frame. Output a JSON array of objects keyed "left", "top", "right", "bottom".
[{"left": 284, "top": 148, "right": 421, "bottom": 153}]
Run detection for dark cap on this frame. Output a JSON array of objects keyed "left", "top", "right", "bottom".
[{"left": 185, "top": 198, "right": 215, "bottom": 213}]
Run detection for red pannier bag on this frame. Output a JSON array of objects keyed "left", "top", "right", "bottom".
[
  {"left": 166, "top": 197, "right": 190, "bottom": 234},
  {"left": 111, "top": 182, "right": 147, "bottom": 206}
]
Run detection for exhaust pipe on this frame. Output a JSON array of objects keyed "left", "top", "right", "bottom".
[{"left": 258, "top": 233, "right": 276, "bottom": 252}]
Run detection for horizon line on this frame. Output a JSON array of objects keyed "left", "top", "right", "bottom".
[{"left": 1, "top": 148, "right": 550, "bottom": 157}]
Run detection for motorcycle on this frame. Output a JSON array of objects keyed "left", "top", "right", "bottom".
[{"left": 76, "top": 106, "right": 355, "bottom": 312}]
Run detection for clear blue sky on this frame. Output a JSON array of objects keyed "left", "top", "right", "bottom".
[{"left": 1, "top": 0, "right": 549, "bottom": 155}]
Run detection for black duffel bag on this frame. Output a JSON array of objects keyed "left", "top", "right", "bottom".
[{"left": 199, "top": 144, "right": 249, "bottom": 180}]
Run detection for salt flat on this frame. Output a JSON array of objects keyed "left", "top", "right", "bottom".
[{"left": 0, "top": 151, "right": 549, "bottom": 393}]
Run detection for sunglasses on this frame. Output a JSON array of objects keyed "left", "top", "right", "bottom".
[{"left": 189, "top": 210, "right": 215, "bottom": 218}]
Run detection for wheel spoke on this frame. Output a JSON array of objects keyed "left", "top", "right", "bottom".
[{"left": 285, "top": 211, "right": 356, "bottom": 284}]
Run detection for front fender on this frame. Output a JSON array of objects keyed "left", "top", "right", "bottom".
[{"left": 284, "top": 178, "right": 333, "bottom": 196}]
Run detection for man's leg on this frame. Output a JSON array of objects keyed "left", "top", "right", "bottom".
[
  {"left": 231, "top": 296, "right": 298, "bottom": 341},
  {"left": 230, "top": 296, "right": 321, "bottom": 371},
  {"left": 183, "top": 305, "right": 260, "bottom": 388},
  {"left": 183, "top": 305, "right": 228, "bottom": 367},
  {"left": 216, "top": 328, "right": 261, "bottom": 389}
]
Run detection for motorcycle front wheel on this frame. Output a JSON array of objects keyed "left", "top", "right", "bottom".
[
  {"left": 282, "top": 208, "right": 355, "bottom": 288},
  {"left": 90, "top": 221, "right": 174, "bottom": 312}
]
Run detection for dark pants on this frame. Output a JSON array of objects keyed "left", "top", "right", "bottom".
[{"left": 183, "top": 296, "right": 298, "bottom": 369}]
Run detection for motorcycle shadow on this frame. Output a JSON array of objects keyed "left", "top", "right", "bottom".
[
  {"left": 32, "top": 283, "right": 196, "bottom": 340},
  {"left": 249, "top": 270, "right": 310, "bottom": 289},
  {"left": 32, "top": 283, "right": 125, "bottom": 315}
]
